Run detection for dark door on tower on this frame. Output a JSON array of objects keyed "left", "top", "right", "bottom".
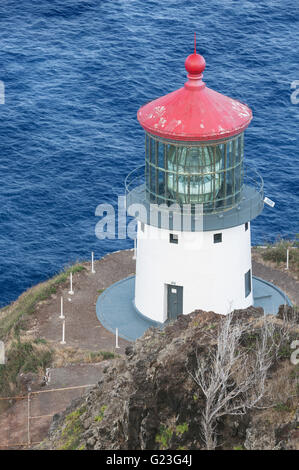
[{"left": 167, "top": 285, "right": 183, "bottom": 321}]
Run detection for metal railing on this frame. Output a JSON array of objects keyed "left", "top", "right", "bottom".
[
  {"left": 0, "top": 384, "right": 95, "bottom": 449},
  {"left": 125, "top": 163, "right": 264, "bottom": 215},
  {"left": 125, "top": 164, "right": 146, "bottom": 195},
  {"left": 243, "top": 163, "right": 264, "bottom": 198}
]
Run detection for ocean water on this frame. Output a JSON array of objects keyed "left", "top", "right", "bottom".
[{"left": 0, "top": 0, "right": 298, "bottom": 307}]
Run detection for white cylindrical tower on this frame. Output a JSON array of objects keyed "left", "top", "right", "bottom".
[
  {"left": 126, "top": 41, "right": 264, "bottom": 322},
  {"left": 135, "top": 223, "right": 253, "bottom": 321}
]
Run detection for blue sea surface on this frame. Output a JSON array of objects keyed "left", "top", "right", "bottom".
[{"left": 0, "top": 0, "right": 298, "bottom": 307}]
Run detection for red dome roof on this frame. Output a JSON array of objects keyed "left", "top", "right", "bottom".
[{"left": 137, "top": 45, "right": 252, "bottom": 142}]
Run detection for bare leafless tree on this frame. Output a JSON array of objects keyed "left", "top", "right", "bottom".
[{"left": 188, "top": 314, "right": 274, "bottom": 450}]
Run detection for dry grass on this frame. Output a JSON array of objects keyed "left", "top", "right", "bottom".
[
  {"left": 265, "top": 361, "right": 299, "bottom": 413},
  {"left": 52, "top": 347, "right": 117, "bottom": 368}
]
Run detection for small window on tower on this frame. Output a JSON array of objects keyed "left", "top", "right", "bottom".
[
  {"left": 214, "top": 233, "right": 222, "bottom": 244},
  {"left": 245, "top": 222, "right": 249, "bottom": 231},
  {"left": 141, "top": 222, "right": 145, "bottom": 232},
  {"left": 245, "top": 269, "right": 251, "bottom": 297},
  {"left": 170, "top": 233, "right": 178, "bottom": 244}
]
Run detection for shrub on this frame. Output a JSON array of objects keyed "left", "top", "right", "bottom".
[
  {"left": 94, "top": 405, "right": 107, "bottom": 423},
  {"left": 100, "top": 351, "right": 116, "bottom": 360},
  {"left": 155, "top": 426, "right": 173, "bottom": 449},
  {"left": 0, "top": 339, "right": 53, "bottom": 397},
  {"left": 260, "top": 238, "right": 299, "bottom": 275},
  {"left": 58, "top": 406, "right": 86, "bottom": 450},
  {"left": 176, "top": 423, "right": 189, "bottom": 436},
  {"left": 274, "top": 401, "right": 293, "bottom": 412}
]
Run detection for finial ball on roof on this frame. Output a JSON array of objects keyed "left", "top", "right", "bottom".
[{"left": 185, "top": 52, "right": 206, "bottom": 75}]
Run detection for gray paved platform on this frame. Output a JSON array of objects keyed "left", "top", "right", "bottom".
[{"left": 96, "top": 276, "right": 292, "bottom": 342}]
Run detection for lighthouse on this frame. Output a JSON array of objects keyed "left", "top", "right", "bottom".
[{"left": 125, "top": 42, "right": 265, "bottom": 323}]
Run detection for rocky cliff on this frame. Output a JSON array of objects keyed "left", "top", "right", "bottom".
[{"left": 40, "top": 307, "right": 298, "bottom": 450}]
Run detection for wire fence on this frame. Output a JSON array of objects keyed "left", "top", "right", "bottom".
[{"left": 0, "top": 384, "right": 95, "bottom": 449}]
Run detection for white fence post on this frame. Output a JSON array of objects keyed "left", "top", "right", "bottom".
[
  {"left": 286, "top": 248, "right": 289, "bottom": 270},
  {"left": 91, "top": 252, "right": 96, "bottom": 274},
  {"left": 60, "top": 320, "right": 66, "bottom": 345},
  {"left": 27, "top": 392, "right": 31, "bottom": 448},
  {"left": 0, "top": 341, "right": 5, "bottom": 365},
  {"left": 59, "top": 296, "right": 65, "bottom": 319},
  {"left": 68, "top": 272, "right": 74, "bottom": 295},
  {"left": 115, "top": 328, "right": 120, "bottom": 349}
]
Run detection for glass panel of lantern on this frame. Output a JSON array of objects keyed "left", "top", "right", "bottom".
[
  {"left": 216, "top": 143, "right": 225, "bottom": 205},
  {"left": 157, "top": 141, "right": 165, "bottom": 198},
  {"left": 235, "top": 136, "right": 241, "bottom": 198},
  {"left": 166, "top": 144, "right": 175, "bottom": 201},
  {"left": 150, "top": 162, "right": 156, "bottom": 197},
  {"left": 166, "top": 144, "right": 223, "bottom": 204},
  {"left": 225, "top": 140, "right": 233, "bottom": 201}
]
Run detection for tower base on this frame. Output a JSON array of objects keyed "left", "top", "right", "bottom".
[{"left": 96, "top": 275, "right": 292, "bottom": 342}]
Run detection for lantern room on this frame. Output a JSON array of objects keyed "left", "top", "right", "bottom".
[{"left": 144, "top": 133, "right": 245, "bottom": 212}]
